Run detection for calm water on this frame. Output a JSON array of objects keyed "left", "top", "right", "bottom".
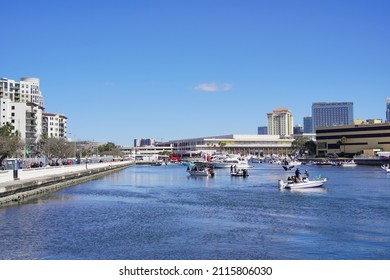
[{"left": 1, "top": 163, "right": 389, "bottom": 260}]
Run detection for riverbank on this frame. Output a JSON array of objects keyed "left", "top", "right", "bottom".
[{"left": 0, "top": 161, "right": 135, "bottom": 207}]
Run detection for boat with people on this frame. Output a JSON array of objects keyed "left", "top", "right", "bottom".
[
  {"left": 186, "top": 166, "right": 215, "bottom": 176},
  {"left": 279, "top": 167, "right": 327, "bottom": 189},
  {"left": 230, "top": 168, "right": 249, "bottom": 177},
  {"left": 278, "top": 176, "right": 328, "bottom": 189}
]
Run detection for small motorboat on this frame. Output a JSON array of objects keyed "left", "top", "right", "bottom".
[
  {"left": 278, "top": 176, "right": 328, "bottom": 189},
  {"left": 230, "top": 169, "right": 249, "bottom": 177},
  {"left": 187, "top": 167, "right": 215, "bottom": 176}
]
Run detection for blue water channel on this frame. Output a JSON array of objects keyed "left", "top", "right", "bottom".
[{"left": 1, "top": 163, "right": 389, "bottom": 260}]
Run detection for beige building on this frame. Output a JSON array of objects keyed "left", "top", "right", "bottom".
[
  {"left": 316, "top": 123, "right": 390, "bottom": 156},
  {"left": 267, "top": 107, "right": 293, "bottom": 136},
  {"left": 353, "top": 119, "right": 383, "bottom": 125}
]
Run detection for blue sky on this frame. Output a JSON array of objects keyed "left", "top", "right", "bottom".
[{"left": 2, "top": 0, "right": 389, "bottom": 145}]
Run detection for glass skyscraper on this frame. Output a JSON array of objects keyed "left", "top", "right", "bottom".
[
  {"left": 312, "top": 102, "right": 353, "bottom": 130},
  {"left": 386, "top": 98, "right": 390, "bottom": 123},
  {"left": 303, "top": 116, "right": 313, "bottom": 133}
]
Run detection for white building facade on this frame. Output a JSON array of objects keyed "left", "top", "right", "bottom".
[
  {"left": 1, "top": 77, "right": 67, "bottom": 155},
  {"left": 42, "top": 112, "right": 68, "bottom": 138},
  {"left": 159, "top": 134, "right": 294, "bottom": 156}
]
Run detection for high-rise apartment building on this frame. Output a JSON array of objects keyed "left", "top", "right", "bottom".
[
  {"left": 267, "top": 107, "right": 293, "bottom": 136},
  {"left": 0, "top": 77, "right": 44, "bottom": 107},
  {"left": 0, "top": 77, "right": 45, "bottom": 145},
  {"left": 386, "top": 98, "right": 390, "bottom": 123},
  {"left": 0, "top": 77, "right": 67, "bottom": 153},
  {"left": 312, "top": 102, "right": 353, "bottom": 130}
]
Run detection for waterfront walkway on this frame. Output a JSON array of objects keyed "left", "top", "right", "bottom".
[{"left": 0, "top": 161, "right": 134, "bottom": 206}]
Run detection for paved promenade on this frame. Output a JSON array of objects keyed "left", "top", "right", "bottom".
[{"left": 0, "top": 161, "right": 134, "bottom": 206}]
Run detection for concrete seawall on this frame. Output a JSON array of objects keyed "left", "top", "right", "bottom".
[{"left": 0, "top": 161, "right": 134, "bottom": 207}]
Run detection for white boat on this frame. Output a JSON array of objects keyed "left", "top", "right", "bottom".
[
  {"left": 381, "top": 164, "right": 390, "bottom": 172},
  {"left": 212, "top": 157, "right": 253, "bottom": 169},
  {"left": 281, "top": 159, "right": 302, "bottom": 166},
  {"left": 278, "top": 177, "right": 328, "bottom": 189},
  {"left": 187, "top": 167, "right": 215, "bottom": 176},
  {"left": 340, "top": 160, "right": 357, "bottom": 167}
]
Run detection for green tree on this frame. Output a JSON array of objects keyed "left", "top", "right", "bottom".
[
  {"left": 97, "top": 142, "right": 123, "bottom": 156},
  {"left": 0, "top": 122, "right": 24, "bottom": 162},
  {"left": 291, "top": 137, "right": 310, "bottom": 155},
  {"left": 304, "top": 140, "right": 317, "bottom": 155}
]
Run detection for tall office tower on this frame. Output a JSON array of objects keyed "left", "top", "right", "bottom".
[
  {"left": 312, "top": 102, "right": 353, "bottom": 130},
  {"left": 267, "top": 107, "right": 293, "bottom": 136},
  {"left": 386, "top": 98, "right": 390, "bottom": 123},
  {"left": 303, "top": 116, "right": 313, "bottom": 133}
]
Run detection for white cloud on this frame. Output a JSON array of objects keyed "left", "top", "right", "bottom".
[{"left": 194, "top": 82, "right": 233, "bottom": 92}]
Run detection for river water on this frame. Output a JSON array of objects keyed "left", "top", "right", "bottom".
[{"left": 1, "top": 163, "right": 389, "bottom": 260}]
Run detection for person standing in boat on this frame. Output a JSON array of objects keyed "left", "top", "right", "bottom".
[
  {"left": 295, "top": 168, "right": 302, "bottom": 182},
  {"left": 304, "top": 169, "right": 309, "bottom": 179}
]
